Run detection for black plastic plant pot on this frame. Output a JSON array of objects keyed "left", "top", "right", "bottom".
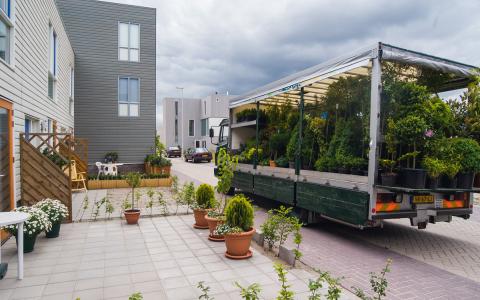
[
  {"left": 427, "top": 177, "right": 440, "bottom": 190},
  {"left": 475, "top": 173, "right": 480, "bottom": 188},
  {"left": 16, "top": 234, "right": 38, "bottom": 253},
  {"left": 351, "top": 168, "right": 363, "bottom": 176},
  {"left": 399, "top": 168, "right": 427, "bottom": 189},
  {"left": 46, "top": 222, "right": 61, "bottom": 238},
  {"left": 456, "top": 172, "right": 475, "bottom": 189},
  {"left": 380, "top": 173, "right": 397, "bottom": 186},
  {"left": 440, "top": 175, "right": 457, "bottom": 189},
  {"left": 338, "top": 167, "right": 351, "bottom": 174}
]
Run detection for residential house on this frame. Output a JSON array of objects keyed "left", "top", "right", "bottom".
[
  {"left": 0, "top": 0, "right": 75, "bottom": 211},
  {"left": 57, "top": 0, "right": 157, "bottom": 166},
  {"left": 161, "top": 93, "right": 234, "bottom": 153}
]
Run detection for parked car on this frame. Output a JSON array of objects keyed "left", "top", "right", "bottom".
[
  {"left": 184, "top": 148, "right": 212, "bottom": 163},
  {"left": 166, "top": 146, "right": 181, "bottom": 157}
]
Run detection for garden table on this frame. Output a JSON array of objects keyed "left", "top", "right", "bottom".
[
  {"left": 103, "top": 163, "right": 124, "bottom": 176},
  {"left": 0, "top": 212, "right": 29, "bottom": 280}
]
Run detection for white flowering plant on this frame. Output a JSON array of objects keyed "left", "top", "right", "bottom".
[
  {"left": 34, "top": 198, "right": 69, "bottom": 224},
  {"left": 2, "top": 206, "right": 52, "bottom": 236}
]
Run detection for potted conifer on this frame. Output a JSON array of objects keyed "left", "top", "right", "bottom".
[
  {"left": 216, "top": 194, "right": 255, "bottom": 259},
  {"left": 193, "top": 184, "right": 215, "bottom": 229}
]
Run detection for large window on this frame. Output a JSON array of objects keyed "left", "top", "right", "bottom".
[
  {"left": 118, "top": 22, "right": 139, "bottom": 62},
  {"left": 201, "top": 118, "right": 208, "bottom": 136},
  {"left": 174, "top": 119, "right": 178, "bottom": 144},
  {"left": 188, "top": 120, "right": 194, "bottom": 137},
  {"left": 48, "top": 24, "right": 57, "bottom": 99},
  {"left": 118, "top": 77, "right": 139, "bottom": 117},
  {"left": 174, "top": 101, "right": 178, "bottom": 116},
  {"left": 0, "top": 0, "right": 12, "bottom": 63}
]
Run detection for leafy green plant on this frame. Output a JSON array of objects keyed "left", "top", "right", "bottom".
[
  {"left": 449, "top": 138, "right": 480, "bottom": 173},
  {"left": 275, "top": 156, "right": 289, "bottom": 168},
  {"left": 422, "top": 157, "right": 445, "bottom": 179},
  {"left": 182, "top": 182, "right": 196, "bottom": 214},
  {"left": 216, "top": 148, "right": 238, "bottom": 213},
  {"left": 444, "top": 161, "right": 461, "bottom": 179},
  {"left": 126, "top": 172, "right": 142, "bottom": 210},
  {"left": 42, "top": 148, "right": 68, "bottom": 169},
  {"left": 224, "top": 194, "right": 254, "bottom": 232},
  {"left": 197, "top": 281, "right": 214, "bottom": 300},
  {"left": 104, "top": 152, "right": 118, "bottom": 163},
  {"left": 214, "top": 223, "right": 243, "bottom": 235},
  {"left": 391, "top": 115, "right": 428, "bottom": 168},
  {"left": 274, "top": 263, "right": 294, "bottom": 300},
  {"left": 353, "top": 259, "right": 392, "bottom": 300},
  {"left": 146, "top": 189, "right": 155, "bottom": 216},
  {"left": 260, "top": 206, "right": 302, "bottom": 254},
  {"left": 379, "top": 159, "right": 396, "bottom": 175},
  {"left": 292, "top": 222, "right": 303, "bottom": 267},
  {"left": 235, "top": 282, "right": 261, "bottom": 300},
  {"left": 128, "top": 292, "right": 143, "bottom": 300},
  {"left": 195, "top": 184, "right": 215, "bottom": 209},
  {"left": 157, "top": 191, "right": 168, "bottom": 215}
]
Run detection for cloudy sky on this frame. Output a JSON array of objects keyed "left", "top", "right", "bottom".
[{"left": 103, "top": 0, "right": 480, "bottom": 128}]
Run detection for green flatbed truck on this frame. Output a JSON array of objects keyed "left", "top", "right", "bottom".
[{"left": 212, "top": 43, "right": 479, "bottom": 229}]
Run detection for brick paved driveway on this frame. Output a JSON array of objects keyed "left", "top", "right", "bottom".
[{"left": 172, "top": 159, "right": 480, "bottom": 299}]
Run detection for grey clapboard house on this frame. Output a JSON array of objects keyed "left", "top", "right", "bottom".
[{"left": 57, "top": 0, "right": 156, "bottom": 165}]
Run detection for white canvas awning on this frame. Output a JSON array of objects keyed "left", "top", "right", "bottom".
[{"left": 230, "top": 42, "right": 478, "bottom": 108}]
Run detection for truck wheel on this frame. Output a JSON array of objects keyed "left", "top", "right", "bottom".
[
  {"left": 227, "top": 187, "right": 235, "bottom": 196},
  {"left": 417, "top": 222, "right": 427, "bottom": 229}
]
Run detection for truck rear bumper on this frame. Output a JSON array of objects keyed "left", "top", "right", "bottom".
[{"left": 372, "top": 208, "right": 473, "bottom": 220}]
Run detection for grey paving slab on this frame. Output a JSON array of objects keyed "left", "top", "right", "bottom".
[{"left": 1, "top": 211, "right": 353, "bottom": 300}]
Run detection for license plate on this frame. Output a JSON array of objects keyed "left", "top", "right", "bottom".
[
  {"left": 413, "top": 195, "right": 434, "bottom": 204},
  {"left": 202, "top": 155, "right": 208, "bottom": 158}
]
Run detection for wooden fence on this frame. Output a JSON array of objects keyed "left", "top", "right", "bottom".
[{"left": 20, "top": 133, "right": 87, "bottom": 223}]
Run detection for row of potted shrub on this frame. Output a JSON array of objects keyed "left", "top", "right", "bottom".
[
  {"left": 2, "top": 199, "right": 69, "bottom": 253},
  {"left": 380, "top": 137, "right": 480, "bottom": 189},
  {"left": 192, "top": 184, "right": 256, "bottom": 259}
]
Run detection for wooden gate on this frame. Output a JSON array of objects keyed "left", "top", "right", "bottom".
[{"left": 20, "top": 133, "right": 87, "bottom": 222}]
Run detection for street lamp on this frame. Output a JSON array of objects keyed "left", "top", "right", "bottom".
[{"left": 176, "top": 87, "right": 184, "bottom": 155}]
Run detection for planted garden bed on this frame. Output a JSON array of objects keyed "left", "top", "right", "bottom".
[{"left": 87, "top": 174, "right": 171, "bottom": 190}]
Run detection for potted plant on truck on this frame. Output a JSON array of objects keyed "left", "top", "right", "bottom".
[
  {"left": 193, "top": 184, "right": 215, "bottom": 229},
  {"left": 422, "top": 157, "right": 445, "bottom": 189},
  {"left": 124, "top": 172, "right": 142, "bottom": 224},
  {"left": 216, "top": 194, "right": 255, "bottom": 259},
  {"left": 450, "top": 138, "right": 480, "bottom": 189},
  {"left": 34, "top": 199, "right": 69, "bottom": 238}
]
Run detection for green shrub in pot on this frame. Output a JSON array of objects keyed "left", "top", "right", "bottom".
[
  {"left": 195, "top": 184, "right": 215, "bottom": 209},
  {"left": 224, "top": 194, "right": 254, "bottom": 232},
  {"left": 422, "top": 157, "right": 446, "bottom": 189}
]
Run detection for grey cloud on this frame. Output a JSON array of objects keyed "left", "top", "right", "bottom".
[{"left": 102, "top": 0, "right": 480, "bottom": 129}]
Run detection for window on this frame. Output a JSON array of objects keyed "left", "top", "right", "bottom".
[
  {"left": 188, "top": 120, "right": 194, "bottom": 136},
  {"left": 174, "top": 101, "right": 178, "bottom": 116},
  {"left": 69, "top": 67, "right": 74, "bottom": 115},
  {"left": 204, "top": 101, "right": 206, "bottom": 114},
  {"left": 201, "top": 140, "right": 207, "bottom": 148},
  {"left": 201, "top": 118, "right": 208, "bottom": 136},
  {"left": 48, "top": 24, "right": 57, "bottom": 99},
  {"left": 118, "top": 77, "right": 139, "bottom": 117},
  {"left": 118, "top": 22, "right": 139, "bottom": 62},
  {"left": 0, "top": 0, "right": 12, "bottom": 63}
]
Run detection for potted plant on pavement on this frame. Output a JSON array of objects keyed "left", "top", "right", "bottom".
[
  {"left": 193, "top": 184, "right": 215, "bottom": 229},
  {"left": 34, "top": 199, "right": 69, "bottom": 238},
  {"left": 124, "top": 172, "right": 142, "bottom": 224},
  {"left": 216, "top": 194, "right": 255, "bottom": 259},
  {"left": 205, "top": 149, "right": 237, "bottom": 241},
  {"left": 3, "top": 206, "right": 51, "bottom": 253}
]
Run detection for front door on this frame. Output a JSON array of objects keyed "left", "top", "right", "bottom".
[{"left": 0, "top": 98, "right": 13, "bottom": 211}]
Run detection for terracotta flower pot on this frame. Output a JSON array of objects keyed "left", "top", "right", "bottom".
[
  {"left": 124, "top": 209, "right": 140, "bottom": 225},
  {"left": 224, "top": 227, "right": 255, "bottom": 259},
  {"left": 193, "top": 208, "right": 209, "bottom": 229},
  {"left": 205, "top": 215, "right": 224, "bottom": 242}
]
